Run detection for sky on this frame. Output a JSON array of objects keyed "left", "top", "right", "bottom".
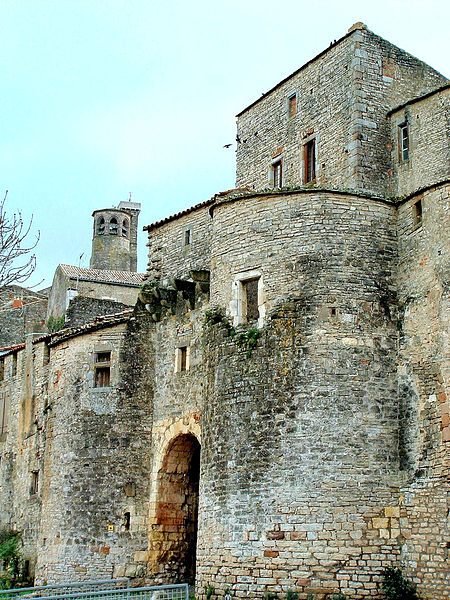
[{"left": 2, "top": 0, "right": 449, "bottom": 288}]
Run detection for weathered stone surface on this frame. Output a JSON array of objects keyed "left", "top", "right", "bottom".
[{"left": 0, "top": 22, "right": 448, "bottom": 600}]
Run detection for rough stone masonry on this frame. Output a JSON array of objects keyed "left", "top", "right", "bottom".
[{"left": 0, "top": 22, "right": 448, "bottom": 600}]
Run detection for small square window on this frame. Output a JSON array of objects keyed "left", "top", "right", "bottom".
[
  {"left": 94, "top": 351, "right": 111, "bottom": 388},
  {"left": 398, "top": 122, "right": 409, "bottom": 162},
  {"left": 304, "top": 139, "right": 316, "bottom": 183},
  {"left": 273, "top": 160, "right": 282, "bottom": 189},
  {"left": 288, "top": 94, "right": 297, "bottom": 118},
  {"left": 413, "top": 198, "right": 422, "bottom": 228}
]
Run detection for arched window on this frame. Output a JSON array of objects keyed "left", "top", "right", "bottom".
[
  {"left": 97, "top": 217, "right": 105, "bottom": 235},
  {"left": 109, "top": 217, "right": 118, "bottom": 235},
  {"left": 122, "top": 218, "right": 129, "bottom": 238}
]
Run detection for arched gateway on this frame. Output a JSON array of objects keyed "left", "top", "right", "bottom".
[{"left": 149, "top": 433, "right": 201, "bottom": 585}]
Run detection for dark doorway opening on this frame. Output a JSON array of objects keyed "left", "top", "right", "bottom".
[{"left": 151, "top": 434, "right": 200, "bottom": 585}]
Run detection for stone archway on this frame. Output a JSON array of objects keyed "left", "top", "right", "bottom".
[{"left": 149, "top": 433, "right": 200, "bottom": 585}]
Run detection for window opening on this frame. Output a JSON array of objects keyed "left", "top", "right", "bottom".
[
  {"left": 43, "top": 343, "right": 50, "bottom": 366},
  {"left": 31, "top": 471, "right": 39, "bottom": 496},
  {"left": 288, "top": 94, "right": 297, "bottom": 118},
  {"left": 12, "top": 353, "right": 17, "bottom": 377},
  {"left": 94, "top": 351, "right": 111, "bottom": 388},
  {"left": 109, "top": 218, "right": 118, "bottom": 235},
  {"left": 0, "top": 394, "right": 9, "bottom": 435},
  {"left": 304, "top": 139, "right": 316, "bottom": 183},
  {"left": 184, "top": 228, "right": 192, "bottom": 246},
  {"left": 413, "top": 198, "right": 422, "bottom": 228},
  {"left": 97, "top": 217, "right": 105, "bottom": 235},
  {"left": 273, "top": 160, "right": 282, "bottom": 189},
  {"left": 0, "top": 358, "right": 4, "bottom": 381},
  {"left": 122, "top": 218, "right": 129, "bottom": 238},
  {"left": 123, "top": 512, "right": 131, "bottom": 531},
  {"left": 175, "top": 346, "right": 190, "bottom": 373},
  {"left": 243, "top": 278, "right": 260, "bottom": 322},
  {"left": 398, "top": 123, "right": 409, "bottom": 161}
]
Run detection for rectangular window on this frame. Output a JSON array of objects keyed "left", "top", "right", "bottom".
[
  {"left": 304, "top": 139, "right": 316, "bottom": 183},
  {"left": 0, "top": 394, "right": 9, "bottom": 435},
  {"left": 413, "top": 197, "right": 423, "bottom": 228},
  {"left": 31, "top": 471, "right": 39, "bottom": 496},
  {"left": 43, "top": 343, "right": 50, "bottom": 366},
  {"left": 288, "top": 94, "right": 297, "bottom": 118},
  {"left": 398, "top": 123, "right": 409, "bottom": 162},
  {"left": 0, "top": 358, "right": 4, "bottom": 381},
  {"left": 12, "top": 353, "right": 17, "bottom": 377},
  {"left": 175, "top": 346, "right": 190, "bottom": 373},
  {"left": 94, "top": 351, "right": 111, "bottom": 388},
  {"left": 183, "top": 228, "right": 192, "bottom": 246},
  {"left": 273, "top": 160, "right": 282, "bottom": 189},
  {"left": 242, "top": 278, "right": 260, "bottom": 322}
]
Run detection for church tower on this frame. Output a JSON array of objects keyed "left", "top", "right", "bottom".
[{"left": 90, "top": 200, "right": 141, "bottom": 271}]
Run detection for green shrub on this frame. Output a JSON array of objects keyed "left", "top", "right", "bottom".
[
  {"left": 381, "top": 567, "right": 421, "bottom": 600},
  {"left": 0, "top": 530, "right": 21, "bottom": 589}
]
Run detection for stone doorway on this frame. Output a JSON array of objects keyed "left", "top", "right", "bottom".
[{"left": 150, "top": 433, "right": 200, "bottom": 585}]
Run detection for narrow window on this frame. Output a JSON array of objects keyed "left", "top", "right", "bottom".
[
  {"left": 413, "top": 198, "right": 423, "bottom": 228},
  {"left": 109, "top": 218, "right": 118, "bottom": 235},
  {"left": 31, "top": 471, "right": 39, "bottom": 496},
  {"left": 0, "top": 394, "right": 8, "bottom": 435},
  {"left": 304, "top": 139, "right": 316, "bottom": 183},
  {"left": 122, "top": 218, "right": 129, "bottom": 238},
  {"left": 43, "top": 343, "right": 50, "bottom": 366},
  {"left": 184, "top": 228, "right": 192, "bottom": 246},
  {"left": 123, "top": 512, "right": 131, "bottom": 531},
  {"left": 12, "top": 353, "right": 17, "bottom": 377},
  {"left": 0, "top": 358, "right": 4, "bottom": 381},
  {"left": 242, "top": 278, "right": 260, "bottom": 322},
  {"left": 97, "top": 217, "right": 105, "bottom": 235},
  {"left": 398, "top": 123, "right": 409, "bottom": 162},
  {"left": 273, "top": 160, "right": 282, "bottom": 189},
  {"left": 175, "top": 346, "right": 190, "bottom": 373},
  {"left": 94, "top": 351, "right": 111, "bottom": 388},
  {"left": 288, "top": 94, "right": 297, "bottom": 118}
]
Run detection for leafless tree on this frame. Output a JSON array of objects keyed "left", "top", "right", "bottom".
[{"left": 0, "top": 190, "right": 40, "bottom": 288}]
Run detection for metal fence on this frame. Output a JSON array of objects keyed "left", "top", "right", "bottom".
[
  {"left": 0, "top": 584, "right": 189, "bottom": 600},
  {"left": 0, "top": 579, "right": 130, "bottom": 599}
]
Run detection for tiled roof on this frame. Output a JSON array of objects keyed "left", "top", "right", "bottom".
[
  {"left": 32, "top": 309, "right": 134, "bottom": 347},
  {"left": 0, "top": 343, "right": 25, "bottom": 356},
  {"left": 59, "top": 265, "right": 146, "bottom": 286},
  {"left": 143, "top": 187, "right": 252, "bottom": 232}
]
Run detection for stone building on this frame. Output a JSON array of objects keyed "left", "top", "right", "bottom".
[{"left": 0, "top": 23, "right": 449, "bottom": 600}]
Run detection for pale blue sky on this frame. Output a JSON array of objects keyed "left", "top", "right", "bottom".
[{"left": 2, "top": 0, "right": 449, "bottom": 287}]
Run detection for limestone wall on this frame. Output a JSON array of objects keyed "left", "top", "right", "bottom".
[
  {"left": 395, "top": 183, "right": 449, "bottom": 597},
  {"left": 389, "top": 88, "right": 450, "bottom": 198},
  {"left": 145, "top": 204, "right": 212, "bottom": 282},
  {"left": 236, "top": 25, "right": 447, "bottom": 197}
]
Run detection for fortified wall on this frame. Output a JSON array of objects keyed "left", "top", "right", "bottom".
[{"left": 0, "top": 22, "right": 448, "bottom": 600}]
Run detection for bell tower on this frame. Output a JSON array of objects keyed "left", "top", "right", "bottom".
[{"left": 90, "top": 200, "right": 141, "bottom": 271}]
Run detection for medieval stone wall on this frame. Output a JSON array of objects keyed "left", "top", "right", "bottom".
[
  {"left": 389, "top": 88, "right": 450, "bottom": 198},
  {"left": 145, "top": 205, "right": 212, "bottom": 282},
  {"left": 236, "top": 25, "right": 447, "bottom": 197}
]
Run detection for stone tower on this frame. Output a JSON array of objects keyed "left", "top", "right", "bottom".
[{"left": 90, "top": 200, "right": 141, "bottom": 271}]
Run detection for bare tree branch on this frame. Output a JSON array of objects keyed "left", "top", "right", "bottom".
[{"left": 0, "top": 190, "right": 40, "bottom": 288}]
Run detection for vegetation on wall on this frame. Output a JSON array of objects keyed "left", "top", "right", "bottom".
[
  {"left": 0, "top": 529, "right": 30, "bottom": 590},
  {"left": 204, "top": 307, "right": 260, "bottom": 356},
  {"left": 46, "top": 314, "right": 65, "bottom": 333}
]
